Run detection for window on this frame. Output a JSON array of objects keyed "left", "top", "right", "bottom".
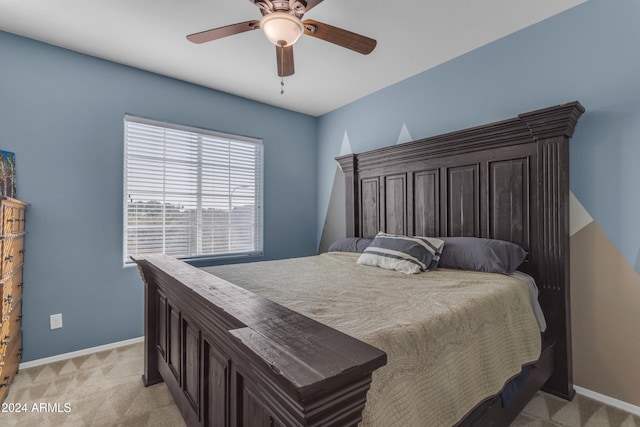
[{"left": 123, "top": 116, "right": 263, "bottom": 264}]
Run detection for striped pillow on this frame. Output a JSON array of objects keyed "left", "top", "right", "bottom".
[{"left": 357, "top": 232, "right": 445, "bottom": 275}]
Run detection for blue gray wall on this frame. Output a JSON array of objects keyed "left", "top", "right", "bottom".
[
  {"left": 0, "top": 31, "right": 317, "bottom": 361},
  {"left": 316, "top": 0, "right": 640, "bottom": 406}
]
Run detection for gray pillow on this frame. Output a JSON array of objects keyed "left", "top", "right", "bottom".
[
  {"left": 328, "top": 237, "right": 373, "bottom": 253},
  {"left": 357, "top": 232, "right": 444, "bottom": 275},
  {"left": 437, "top": 237, "right": 527, "bottom": 274}
]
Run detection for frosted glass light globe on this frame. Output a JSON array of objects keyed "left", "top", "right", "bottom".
[{"left": 260, "top": 12, "right": 304, "bottom": 46}]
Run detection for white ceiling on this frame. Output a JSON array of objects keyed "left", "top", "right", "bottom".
[{"left": 0, "top": 0, "right": 586, "bottom": 116}]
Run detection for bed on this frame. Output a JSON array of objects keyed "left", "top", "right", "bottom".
[
  {"left": 202, "top": 250, "right": 544, "bottom": 427},
  {"left": 133, "top": 101, "right": 584, "bottom": 426}
]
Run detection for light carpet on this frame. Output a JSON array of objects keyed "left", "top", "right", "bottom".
[{"left": 1, "top": 343, "right": 638, "bottom": 426}]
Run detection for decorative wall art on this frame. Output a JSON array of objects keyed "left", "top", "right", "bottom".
[{"left": 0, "top": 150, "right": 16, "bottom": 198}]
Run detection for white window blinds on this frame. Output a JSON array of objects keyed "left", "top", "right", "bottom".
[{"left": 124, "top": 116, "right": 263, "bottom": 264}]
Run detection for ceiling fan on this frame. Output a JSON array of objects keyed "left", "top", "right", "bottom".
[{"left": 187, "top": 0, "right": 377, "bottom": 78}]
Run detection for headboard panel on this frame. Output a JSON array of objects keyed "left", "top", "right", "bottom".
[{"left": 336, "top": 101, "right": 584, "bottom": 400}]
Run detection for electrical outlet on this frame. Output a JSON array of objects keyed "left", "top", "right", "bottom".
[{"left": 50, "top": 313, "right": 63, "bottom": 330}]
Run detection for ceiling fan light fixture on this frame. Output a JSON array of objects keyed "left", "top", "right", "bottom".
[{"left": 260, "top": 12, "right": 304, "bottom": 46}]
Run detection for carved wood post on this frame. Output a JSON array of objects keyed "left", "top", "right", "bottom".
[
  {"left": 135, "top": 261, "right": 163, "bottom": 386},
  {"left": 336, "top": 153, "right": 358, "bottom": 237},
  {"left": 519, "top": 101, "right": 585, "bottom": 399}
]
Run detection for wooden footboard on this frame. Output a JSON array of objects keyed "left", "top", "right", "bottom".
[{"left": 133, "top": 254, "right": 386, "bottom": 427}]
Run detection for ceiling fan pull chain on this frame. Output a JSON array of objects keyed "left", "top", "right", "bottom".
[{"left": 278, "top": 42, "right": 286, "bottom": 94}]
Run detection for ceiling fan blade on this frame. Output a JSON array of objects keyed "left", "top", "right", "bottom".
[
  {"left": 302, "top": 0, "right": 325, "bottom": 13},
  {"left": 187, "top": 20, "right": 260, "bottom": 44},
  {"left": 303, "top": 19, "right": 376, "bottom": 55},
  {"left": 276, "top": 45, "right": 295, "bottom": 77}
]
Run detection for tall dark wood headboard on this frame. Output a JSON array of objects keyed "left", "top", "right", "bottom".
[{"left": 336, "top": 101, "right": 584, "bottom": 400}]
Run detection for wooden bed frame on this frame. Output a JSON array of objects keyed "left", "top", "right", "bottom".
[{"left": 133, "top": 101, "right": 584, "bottom": 426}]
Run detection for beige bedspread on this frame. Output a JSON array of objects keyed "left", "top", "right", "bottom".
[{"left": 203, "top": 252, "right": 541, "bottom": 427}]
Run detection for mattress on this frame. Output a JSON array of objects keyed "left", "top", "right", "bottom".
[{"left": 203, "top": 252, "right": 541, "bottom": 426}]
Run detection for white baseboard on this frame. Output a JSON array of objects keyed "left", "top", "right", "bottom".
[
  {"left": 19, "top": 336, "right": 144, "bottom": 369},
  {"left": 575, "top": 385, "right": 640, "bottom": 417}
]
